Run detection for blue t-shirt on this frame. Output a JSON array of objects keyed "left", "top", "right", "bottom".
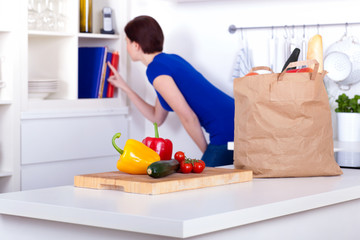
[{"left": 146, "top": 53, "right": 234, "bottom": 145}]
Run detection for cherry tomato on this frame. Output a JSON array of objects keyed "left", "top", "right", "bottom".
[
  {"left": 174, "top": 151, "right": 185, "bottom": 163},
  {"left": 192, "top": 160, "right": 205, "bottom": 173},
  {"left": 180, "top": 160, "right": 192, "bottom": 173},
  {"left": 198, "top": 160, "right": 206, "bottom": 168}
]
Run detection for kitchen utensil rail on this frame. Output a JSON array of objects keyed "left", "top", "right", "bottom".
[{"left": 229, "top": 22, "right": 360, "bottom": 34}]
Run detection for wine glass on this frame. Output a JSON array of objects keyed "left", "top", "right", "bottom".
[
  {"left": 34, "top": 0, "right": 45, "bottom": 30},
  {"left": 56, "top": 0, "right": 67, "bottom": 32},
  {"left": 41, "top": 0, "right": 57, "bottom": 31},
  {"left": 28, "top": 0, "right": 37, "bottom": 30}
]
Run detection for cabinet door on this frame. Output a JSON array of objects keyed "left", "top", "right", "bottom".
[
  {"left": 21, "top": 114, "right": 128, "bottom": 165},
  {"left": 21, "top": 156, "right": 118, "bottom": 190},
  {"left": 21, "top": 113, "right": 128, "bottom": 190}
]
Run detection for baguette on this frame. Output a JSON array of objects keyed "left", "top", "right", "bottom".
[{"left": 307, "top": 34, "right": 323, "bottom": 72}]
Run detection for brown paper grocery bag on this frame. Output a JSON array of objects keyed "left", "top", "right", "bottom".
[{"left": 233, "top": 60, "right": 342, "bottom": 177}]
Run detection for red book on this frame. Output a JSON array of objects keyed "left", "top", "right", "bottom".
[{"left": 107, "top": 51, "right": 119, "bottom": 98}]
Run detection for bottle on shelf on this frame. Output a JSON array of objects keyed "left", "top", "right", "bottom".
[{"left": 80, "top": 0, "right": 92, "bottom": 33}]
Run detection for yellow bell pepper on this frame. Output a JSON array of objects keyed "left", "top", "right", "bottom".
[{"left": 112, "top": 133, "right": 160, "bottom": 174}]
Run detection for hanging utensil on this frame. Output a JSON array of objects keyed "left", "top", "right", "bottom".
[
  {"left": 281, "top": 48, "right": 301, "bottom": 72},
  {"left": 283, "top": 25, "right": 290, "bottom": 60},
  {"left": 324, "top": 51, "right": 352, "bottom": 82},
  {"left": 283, "top": 25, "right": 296, "bottom": 60},
  {"left": 245, "top": 28, "right": 254, "bottom": 72},
  {"left": 268, "top": 26, "right": 277, "bottom": 71},
  {"left": 301, "top": 25, "right": 307, "bottom": 61},
  {"left": 289, "top": 25, "right": 297, "bottom": 53},
  {"left": 324, "top": 24, "right": 360, "bottom": 90}
]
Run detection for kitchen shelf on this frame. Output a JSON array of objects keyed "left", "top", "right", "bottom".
[
  {"left": 23, "top": 100, "right": 128, "bottom": 118},
  {"left": 0, "top": 26, "right": 11, "bottom": 34},
  {"left": 21, "top": 107, "right": 128, "bottom": 120},
  {"left": 0, "top": 171, "right": 12, "bottom": 178},
  {"left": 26, "top": 0, "right": 124, "bottom": 108},
  {"left": 25, "top": 98, "right": 125, "bottom": 112},
  {"left": 28, "top": 30, "right": 75, "bottom": 37},
  {"left": 0, "top": 100, "right": 12, "bottom": 105},
  {"left": 176, "top": 0, "right": 212, "bottom": 1},
  {"left": 28, "top": 31, "right": 120, "bottom": 39},
  {"left": 78, "top": 33, "right": 120, "bottom": 39}
]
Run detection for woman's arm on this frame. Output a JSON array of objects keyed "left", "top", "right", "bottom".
[
  {"left": 153, "top": 75, "right": 208, "bottom": 153},
  {"left": 107, "top": 62, "right": 168, "bottom": 125}
]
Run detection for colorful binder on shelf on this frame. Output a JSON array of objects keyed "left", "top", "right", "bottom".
[
  {"left": 98, "top": 51, "right": 112, "bottom": 98},
  {"left": 78, "top": 47, "right": 107, "bottom": 98},
  {"left": 107, "top": 51, "right": 119, "bottom": 98}
]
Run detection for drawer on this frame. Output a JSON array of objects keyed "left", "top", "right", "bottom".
[
  {"left": 21, "top": 156, "right": 118, "bottom": 190},
  {"left": 21, "top": 114, "right": 128, "bottom": 165}
]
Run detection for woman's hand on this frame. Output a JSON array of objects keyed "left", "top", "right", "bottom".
[
  {"left": 107, "top": 61, "right": 129, "bottom": 92},
  {"left": 107, "top": 61, "right": 168, "bottom": 125}
]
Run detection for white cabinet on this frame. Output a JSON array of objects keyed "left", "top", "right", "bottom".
[
  {"left": 20, "top": 110, "right": 129, "bottom": 190},
  {"left": 21, "top": 111, "right": 129, "bottom": 165},
  {"left": 0, "top": 0, "right": 130, "bottom": 192},
  {"left": 25, "top": 0, "right": 128, "bottom": 108},
  {"left": 0, "top": 0, "right": 21, "bottom": 192}
]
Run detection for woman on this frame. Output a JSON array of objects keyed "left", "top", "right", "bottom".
[{"left": 107, "top": 15, "right": 234, "bottom": 167}]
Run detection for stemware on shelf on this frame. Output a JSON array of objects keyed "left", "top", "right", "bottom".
[{"left": 27, "top": 0, "right": 67, "bottom": 32}]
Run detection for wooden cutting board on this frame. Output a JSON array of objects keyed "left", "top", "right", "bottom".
[{"left": 74, "top": 167, "right": 252, "bottom": 195}]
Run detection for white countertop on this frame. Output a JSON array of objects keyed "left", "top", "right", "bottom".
[{"left": 0, "top": 168, "right": 360, "bottom": 238}]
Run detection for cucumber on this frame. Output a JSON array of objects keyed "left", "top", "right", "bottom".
[{"left": 147, "top": 159, "right": 180, "bottom": 178}]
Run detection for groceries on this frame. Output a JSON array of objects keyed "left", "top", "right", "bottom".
[
  {"left": 234, "top": 60, "right": 343, "bottom": 177},
  {"left": 242, "top": 33, "right": 323, "bottom": 75},
  {"left": 307, "top": 34, "right": 324, "bottom": 72},
  {"left": 112, "top": 132, "right": 161, "bottom": 175},
  {"left": 142, "top": 122, "right": 173, "bottom": 160},
  {"left": 175, "top": 151, "right": 206, "bottom": 174},
  {"left": 281, "top": 48, "right": 300, "bottom": 72},
  {"left": 112, "top": 129, "right": 206, "bottom": 178},
  {"left": 74, "top": 167, "right": 252, "bottom": 194},
  {"left": 147, "top": 159, "right": 180, "bottom": 178}
]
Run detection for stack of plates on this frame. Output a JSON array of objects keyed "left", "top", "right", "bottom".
[{"left": 28, "top": 79, "right": 58, "bottom": 100}]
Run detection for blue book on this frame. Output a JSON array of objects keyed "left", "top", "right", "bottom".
[
  {"left": 100, "top": 51, "right": 113, "bottom": 98},
  {"left": 78, "top": 47, "right": 106, "bottom": 98}
]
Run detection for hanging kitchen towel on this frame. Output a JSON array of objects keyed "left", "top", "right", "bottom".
[
  {"left": 233, "top": 59, "right": 342, "bottom": 178},
  {"left": 232, "top": 48, "right": 253, "bottom": 79},
  {"left": 232, "top": 36, "right": 253, "bottom": 79}
]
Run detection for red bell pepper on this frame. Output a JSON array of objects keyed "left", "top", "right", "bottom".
[{"left": 142, "top": 122, "right": 173, "bottom": 160}]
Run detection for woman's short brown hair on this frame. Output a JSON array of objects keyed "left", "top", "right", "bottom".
[{"left": 124, "top": 16, "right": 164, "bottom": 54}]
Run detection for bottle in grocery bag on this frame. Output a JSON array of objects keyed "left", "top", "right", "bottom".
[
  {"left": 80, "top": 0, "right": 92, "bottom": 33},
  {"left": 307, "top": 34, "right": 323, "bottom": 72}
]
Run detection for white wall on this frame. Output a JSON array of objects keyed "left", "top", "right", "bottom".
[{"left": 126, "top": 0, "right": 360, "bottom": 159}]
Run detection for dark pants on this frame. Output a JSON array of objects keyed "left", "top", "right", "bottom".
[{"left": 201, "top": 144, "right": 234, "bottom": 167}]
